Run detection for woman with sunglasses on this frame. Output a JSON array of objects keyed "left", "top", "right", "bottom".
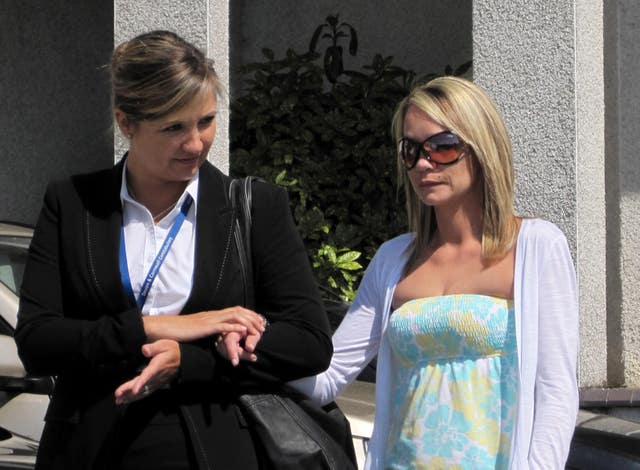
[{"left": 291, "top": 76, "right": 578, "bottom": 469}]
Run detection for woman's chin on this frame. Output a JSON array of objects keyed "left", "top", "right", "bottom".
[{"left": 171, "top": 157, "right": 203, "bottom": 177}]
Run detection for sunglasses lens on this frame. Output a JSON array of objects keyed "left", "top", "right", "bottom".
[
  {"left": 424, "top": 133, "right": 463, "bottom": 164},
  {"left": 399, "top": 132, "right": 465, "bottom": 168},
  {"left": 398, "top": 139, "right": 417, "bottom": 168}
]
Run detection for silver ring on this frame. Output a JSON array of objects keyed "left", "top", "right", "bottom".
[{"left": 143, "top": 384, "right": 150, "bottom": 395}]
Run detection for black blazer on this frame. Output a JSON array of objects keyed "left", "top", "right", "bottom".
[{"left": 15, "top": 159, "right": 332, "bottom": 469}]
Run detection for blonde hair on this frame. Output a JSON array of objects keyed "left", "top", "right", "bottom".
[
  {"left": 391, "top": 76, "right": 518, "bottom": 272},
  {"left": 110, "top": 30, "right": 222, "bottom": 122}
]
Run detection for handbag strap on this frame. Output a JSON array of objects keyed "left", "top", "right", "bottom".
[
  {"left": 229, "top": 176, "right": 258, "bottom": 310},
  {"left": 230, "top": 177, "right": 358, "bottom": 470}
]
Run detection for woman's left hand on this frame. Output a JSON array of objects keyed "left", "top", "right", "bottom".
[{"left": 114, "top": 339, "right": 181, "bottom": 405}]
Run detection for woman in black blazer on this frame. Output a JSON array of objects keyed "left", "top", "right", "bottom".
[{"left": 15, "top": 30, "right": 332, "bottom": 470}]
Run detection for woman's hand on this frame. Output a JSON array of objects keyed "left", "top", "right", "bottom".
[
  {"left": 216, "top": 330, "right": 260, "bottom": 366},
  {"left": 142, "top": 306, "right": 265, "bottom": 343},
  {"left": 114, "top": 339, "right": 180, "bottom": 405}
]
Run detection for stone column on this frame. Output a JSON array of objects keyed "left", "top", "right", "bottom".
[
  {"left": 616, "top": 0, "right": 640, "bottom": 386},
  {"left": 473, "top": 0, "right": 607, "bottom": 387},
  {"left": 113, "top": 0, "right": 230, "bottom": 172}
]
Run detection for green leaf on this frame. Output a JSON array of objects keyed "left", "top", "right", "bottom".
[
  {"left": 336, "top": 250, "right": 361, "bottom": 263},
  {"left": 274, "top": 169, "right": 287, "bottom": 184},
  {"left": 309, "top": 24, "right": 325, "bottom": 53},
  {"left": 336, "top": 261, "right": 363, "bottom": 271},
  {"left": 324, "top": 245, "right": 337, "bottom": 264},
  {"left": 454, "top": 60, "right": 473, "bottom": 76}
]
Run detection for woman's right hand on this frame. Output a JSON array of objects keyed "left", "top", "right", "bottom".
[
  {"left": 114, "top": 339, "right": 181, "bottom": 405},
  {"left": 216, "top": 330, "right": 261, "bottom": 366},
  {"left": 142, "top": 306, "right": 265, "bottom": 343}
]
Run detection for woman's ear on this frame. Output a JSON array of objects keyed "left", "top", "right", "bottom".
[{"left": 114, "top": 109, "right": 135, "bottom": 139}]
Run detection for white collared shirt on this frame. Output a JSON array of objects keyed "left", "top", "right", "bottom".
[{"left": 119, "top": 163, "right": 198, "bottom": 316}]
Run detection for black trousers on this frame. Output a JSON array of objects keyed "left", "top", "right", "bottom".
[
  {"left": 104, "top": 390, "right": 264, "bottom": 470},
  {"left": 103, "top": 391, "right": 194, "bottom": 470}
]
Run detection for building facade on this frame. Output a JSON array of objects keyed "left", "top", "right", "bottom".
[{"left": 1, "top": 0, "right": 637, "bottom": 395}]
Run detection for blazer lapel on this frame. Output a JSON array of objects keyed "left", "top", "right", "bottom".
[
  {"left": 79, "top": 160, "right": 235, "bottom": 315},
  {"left": 77, "top": 158, "right": 135, "bottom": 313},
  {"left": 182, "top": 162, "right": 235, "bottom": 314}
]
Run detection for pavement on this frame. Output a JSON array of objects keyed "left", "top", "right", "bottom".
[{"left": 577, "top": 408, "right": 640, "bottom": 437}]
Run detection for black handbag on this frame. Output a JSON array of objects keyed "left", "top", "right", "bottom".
[{"left": 229, "top": 177, "right": 357, "bottom": 470}]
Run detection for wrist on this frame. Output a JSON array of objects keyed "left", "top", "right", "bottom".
[{"left": 142, "top": 315, "right": 165, "bottom": 342}]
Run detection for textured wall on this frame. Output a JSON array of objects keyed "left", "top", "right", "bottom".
[
  {"left": 575, "top": 0, "right": 607, "bottom": 387},
  {"left": 229, "top": 0, "right": 472, "bottom": 97},
  {"left": 473, "top": 2, "right": 577, "bottom": 243},
  {"left": 114, "top": 0, "right": 230, "bottom": 172},
  {"left": 0, "top": 1, "right": 113, "bottom": 225},
  {"left": 618, "top": 0, "right": 640, "bottom": 386},
  {"left": 473, "top": 0, "right": 608, "bottom": 386}
]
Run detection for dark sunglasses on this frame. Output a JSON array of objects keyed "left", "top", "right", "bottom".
[{"left": 398, "top": 131, "right": 467, "bottom": 169}]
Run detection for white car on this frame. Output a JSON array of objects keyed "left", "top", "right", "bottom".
[{"left": 0, "top": 222, "right": 46, "bottom": 469}]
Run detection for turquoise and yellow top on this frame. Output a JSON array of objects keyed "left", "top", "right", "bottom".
[{"left": 385, "top": 294, "right": 518, "bottom": 469}]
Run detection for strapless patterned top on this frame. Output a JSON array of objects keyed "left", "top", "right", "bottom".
[{"left": 385, "top": 294, "right": 518, "bottom": 469}]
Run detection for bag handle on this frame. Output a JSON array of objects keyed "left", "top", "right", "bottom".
[
  {"left": 229, "top": 176, "right": 258, "bottom": 310},
  {"left": 230, "top": 177, "right": 359, "bottom": 469}
]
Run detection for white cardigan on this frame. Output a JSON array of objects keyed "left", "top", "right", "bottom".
[{"left": 291, "top": 218, "right": 579, "bottom": 469}]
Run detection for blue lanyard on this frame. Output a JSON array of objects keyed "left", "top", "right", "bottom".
[{"left": 119, "top": 194, "right": 194, "bottom": 309}]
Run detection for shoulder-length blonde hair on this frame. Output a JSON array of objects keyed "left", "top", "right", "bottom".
[{"left": 391, "top": 76, "right": 518, "bottom": 272}]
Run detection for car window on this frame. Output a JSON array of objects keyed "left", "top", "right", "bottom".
[{"left": 0, "top": 236, "right": 30, "bottom": 296}]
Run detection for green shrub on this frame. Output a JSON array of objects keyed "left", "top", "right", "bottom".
[{"left": 230, "top": 40, "right": 470, "bottom": 302}]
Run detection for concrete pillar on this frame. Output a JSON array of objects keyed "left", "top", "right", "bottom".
[
  {"left": 113, "top": 0, "right": 230, "bottom": 173},
  {"left": 576, "top": 1, "right": 607, "bottom": 388},
  {"left": 473, "top": 1, "right": 607, "bottom": 387},
  {"left": 616, "top": 0, "right": 640, "bottom": 386}
]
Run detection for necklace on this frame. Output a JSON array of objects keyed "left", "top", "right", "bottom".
[
  {"left": 151, "top": 201, "right": 178, "bottom": 221},
  {"left": 128, "top": 186, "right": 181, "bottom": 222}
]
